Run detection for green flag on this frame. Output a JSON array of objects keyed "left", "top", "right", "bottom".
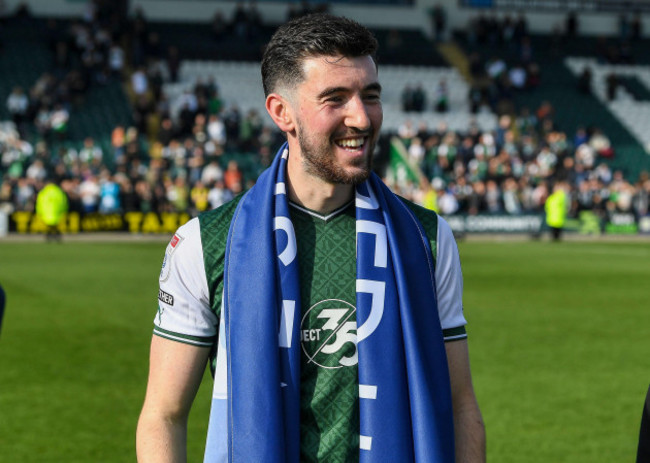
[{"left": 388, "top": 137, "right": 422, "bottom": 185}]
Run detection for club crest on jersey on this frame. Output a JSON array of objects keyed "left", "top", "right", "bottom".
[
  {"left": 159, "top": 233, "right": 184, "bottom": 282},
  {"left": 300, "top": 299, "right": 358, "bottom": 369}
]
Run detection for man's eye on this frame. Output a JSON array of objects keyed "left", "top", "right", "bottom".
[
  {"left": 364, "top": 93, "right": 381, "bottom": 102},
  {"left": 327, "top": 96, "right": 344, "bottom": 103}
]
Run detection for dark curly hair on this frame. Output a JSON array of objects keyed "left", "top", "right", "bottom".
[{"left": 261, "top": 13, "right": 378, "bottom": 97}]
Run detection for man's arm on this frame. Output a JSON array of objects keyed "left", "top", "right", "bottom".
[
  {"left": 136, "top": 336, "right": 210, "bottom": 463},
  {"left": 446, "top": 339, "right": 486, "bottom": 463}
]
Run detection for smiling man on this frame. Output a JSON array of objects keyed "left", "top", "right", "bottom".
[{"left": 137, "top": 14, "right": 484, "bottom": 463}]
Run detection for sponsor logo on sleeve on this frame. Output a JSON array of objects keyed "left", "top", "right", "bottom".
[
  {"left": 159, "top": 253, "right": 168, "bottom": 280},
  {"left": 158, "top": 289, "right": 175, "bottom": 306},
  {"left": 159, "top": 233, "right": 184, "bottom": 282}
]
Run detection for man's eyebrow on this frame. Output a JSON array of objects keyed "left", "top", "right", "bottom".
[
  {"left": 365, "top": 82, "right": 382, "bottom": 94},
  {"left": 317, "top": 87, "right": 347, "bottom": 99},
  {"left": 317, "top": 82, "right": 382, "bottom": 100}
]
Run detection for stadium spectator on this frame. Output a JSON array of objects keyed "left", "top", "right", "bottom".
[
  {"left": 99, "top": 170, "right": 121, "bottom": 213},
  {"left": 408, "top": 137, "right": 425, "bottom": 164},
  {"left": 79, "top": 137, "right": 103, "bottom": 165},
  {"left": 49, "top": 105, "right": 70, "bottom": 141},
  {"left": 485, "top": 179, "right": 502, "bottom": 213},
  {"left": 631, "top": 13, "right": 643, "bottom": 41},
  {"left": 565, "top": 11, "right": 578, "bottom": 39},
  {"left": 35, "top": 180, "right": 68, "bottom": 241},
  {"left": 428, "top": 3, "right": 446, "bottom": 42},
  {"left": 412, "top": 84, "right": 427, "bottom": 113},
  {"left": 206, "top": 114, "right": 226, "bottom": 146},
  {"left": 438, "top": 183, "right": 460, "bottom": 215},
  {"left": 578, "top": 67, "right": 593, "bottom": 95},
  {"left": 223, "top": 159, "right": 242, "bottom": 191},
  {"left": 117, "top": 175, "right": 139, "bottom": 212},
  {"left": 189, "top": 179, "right": 209, "bottom": 215},
  {"left": 131, "top": 66, "right": 149, "bottom": 97},
  {"left": 632, "top": 175, "right": 649, "bottom": 219},
  {"left": 401, "top": 84, "right": 414, "bottom": 112},
  {"left": 384, "top": 28, "right": 404, "bottom": 62},
  {"left": 545, "top": 181, "right": 569, "bottom": 241},
  {"left": 207, "top": 178, "right": 233, "bottom": 209},
  {"left": 25, "top": 159, "right": 47, "bottom": 183},
  {"left": 606, "top": 73, "right": 619, "bottom": 101},
  {"left": 6, "top": 86, "right": 29, "bottom": 134},
  {"left": 397, "top": 118, "right": 417, "bottom": 142},
  {"left": 211, "top": 10, "right": 227, "bottom": 42},
  {"left": 79, "top": 174, "right": 100, "bottom": 212},
  {"left": 508, "top": 64, "right": 527, "bottom": 90},
  {"left": 166, "top": 45, "right": 181, "bottom": 83},
  {"left": 619, "top": 14, "right": 631, "bottom": 40},
  {"left": 434, "top": 79, "right": 448, "bottom": 113}
]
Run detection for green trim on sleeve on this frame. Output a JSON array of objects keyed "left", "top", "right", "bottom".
[
  {"left": 153, "top": 326, "right": 216, "bottom": 347},
  {"left": 442, "top": 326, "right": 467, "bottom": 342}
]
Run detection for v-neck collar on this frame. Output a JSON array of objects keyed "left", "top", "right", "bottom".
[{"left": 288, "top": 200, "right": 354, "bottom": 222}]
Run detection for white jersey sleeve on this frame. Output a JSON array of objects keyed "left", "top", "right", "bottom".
[
  {"left": 154, "top": 218, "right": 218, "bottom": 347},
  {"left": 435, "top": 215, "right": 467, "bottom": 341}
]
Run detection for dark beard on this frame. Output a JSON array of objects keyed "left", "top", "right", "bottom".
[{"left": 297, "top": 124, "right": 374, "bottom": 185}]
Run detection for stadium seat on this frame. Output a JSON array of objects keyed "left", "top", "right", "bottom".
[{"left": 168, "top": 60, "right": 497, "bottom": 134}]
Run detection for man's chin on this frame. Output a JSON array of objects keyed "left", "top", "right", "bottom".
[{"left": 336, "top": 164, "right": 372, "bottom": 185}]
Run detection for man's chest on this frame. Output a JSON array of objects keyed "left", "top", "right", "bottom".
[{"left": 291, "top": 205, "right": 359, "bottom": 371}]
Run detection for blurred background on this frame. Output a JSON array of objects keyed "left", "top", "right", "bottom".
[{"left": 1, "top": 0, "right": 650, "bottom": 237}]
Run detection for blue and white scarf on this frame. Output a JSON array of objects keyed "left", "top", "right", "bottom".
[{"left": 204, "top": 143, "right": 455, "bottom": 462}]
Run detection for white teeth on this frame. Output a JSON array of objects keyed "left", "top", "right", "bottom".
[{"left": 337, "top": 138, "right": 364, "bottom": 149}]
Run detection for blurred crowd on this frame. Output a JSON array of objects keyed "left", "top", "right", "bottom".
[
  {"left": 4, "top": 1, "right": 130, "bottom": 141},
  {"left": 0, "top": 115, "right": 283, "bottom": 218},
  {"left": 1, "top": 2, "right": 649, "bottom": 227},
  {"left": 0, "top": 0, "right": 284, "bottom": 219},
  {"left": 387, "top": 106, "right": 649, "bottom": 221},
  {"left": 3, "top": 102, "right": 649, "bottom": 224}
]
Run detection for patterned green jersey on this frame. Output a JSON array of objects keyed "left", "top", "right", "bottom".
[
  {"left": 154, "top": 194, "right": 467, "bottom": 463},
  {"left": 291, "top": 202, "right": 360, "bottom": 462}
]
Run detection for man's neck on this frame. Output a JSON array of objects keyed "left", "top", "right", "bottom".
[{"left": 285, "top": 148, "right": 354, "bottom": 215}]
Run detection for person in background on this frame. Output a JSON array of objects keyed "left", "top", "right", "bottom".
[
  {"left": 545, "top": 181, "right": 568, "bottom": 241},
  {"left": 35, "top": 181, "right": 69, "bottom": 242}
]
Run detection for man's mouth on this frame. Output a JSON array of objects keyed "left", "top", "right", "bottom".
[{"left": 335, "top": 137, "right": 366, "bottom": 151}]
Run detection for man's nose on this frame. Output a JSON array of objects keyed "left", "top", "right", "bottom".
[{"left": 344, "top": 95, "right": 371, "bottom": 131}]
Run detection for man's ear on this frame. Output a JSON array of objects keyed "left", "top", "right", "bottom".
[{"left": 266, "top": 93, "right": 295, "bottom": 133}]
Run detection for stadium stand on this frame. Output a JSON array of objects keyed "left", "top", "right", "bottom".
[
  {"left": 0, "top": 14, "right": 132, "bottom": 159},
  {"left": 168, "top": 60, "right": 497, "bottom": 133},
  {"left": 1, "top": 2, "right": 649, "bottom": 234}
]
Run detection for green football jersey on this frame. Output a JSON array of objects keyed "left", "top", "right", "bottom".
[
  {"left": 290, "top": 202, "right": 360, "bottom": 462},
  {"left": 156, "top": 193, "right": 467, "bottom": 463}
]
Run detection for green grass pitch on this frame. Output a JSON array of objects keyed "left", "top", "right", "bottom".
[{"left": 0, "top": 238, "right": 648, "bottom": 462}]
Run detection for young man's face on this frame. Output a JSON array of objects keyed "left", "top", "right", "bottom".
[{"left": 289, "top": 54, "right": 383, "bottom": 184}]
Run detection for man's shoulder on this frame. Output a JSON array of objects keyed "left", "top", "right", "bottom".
[
  {"left": 397, "top": 195, "right": 439, "bottom": 237},
  {"left": 198, "top": 193, "right": 245, "bottom": 233},
  {"left": 194, "top": 194, "right": 246, "bottom": 302}
]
